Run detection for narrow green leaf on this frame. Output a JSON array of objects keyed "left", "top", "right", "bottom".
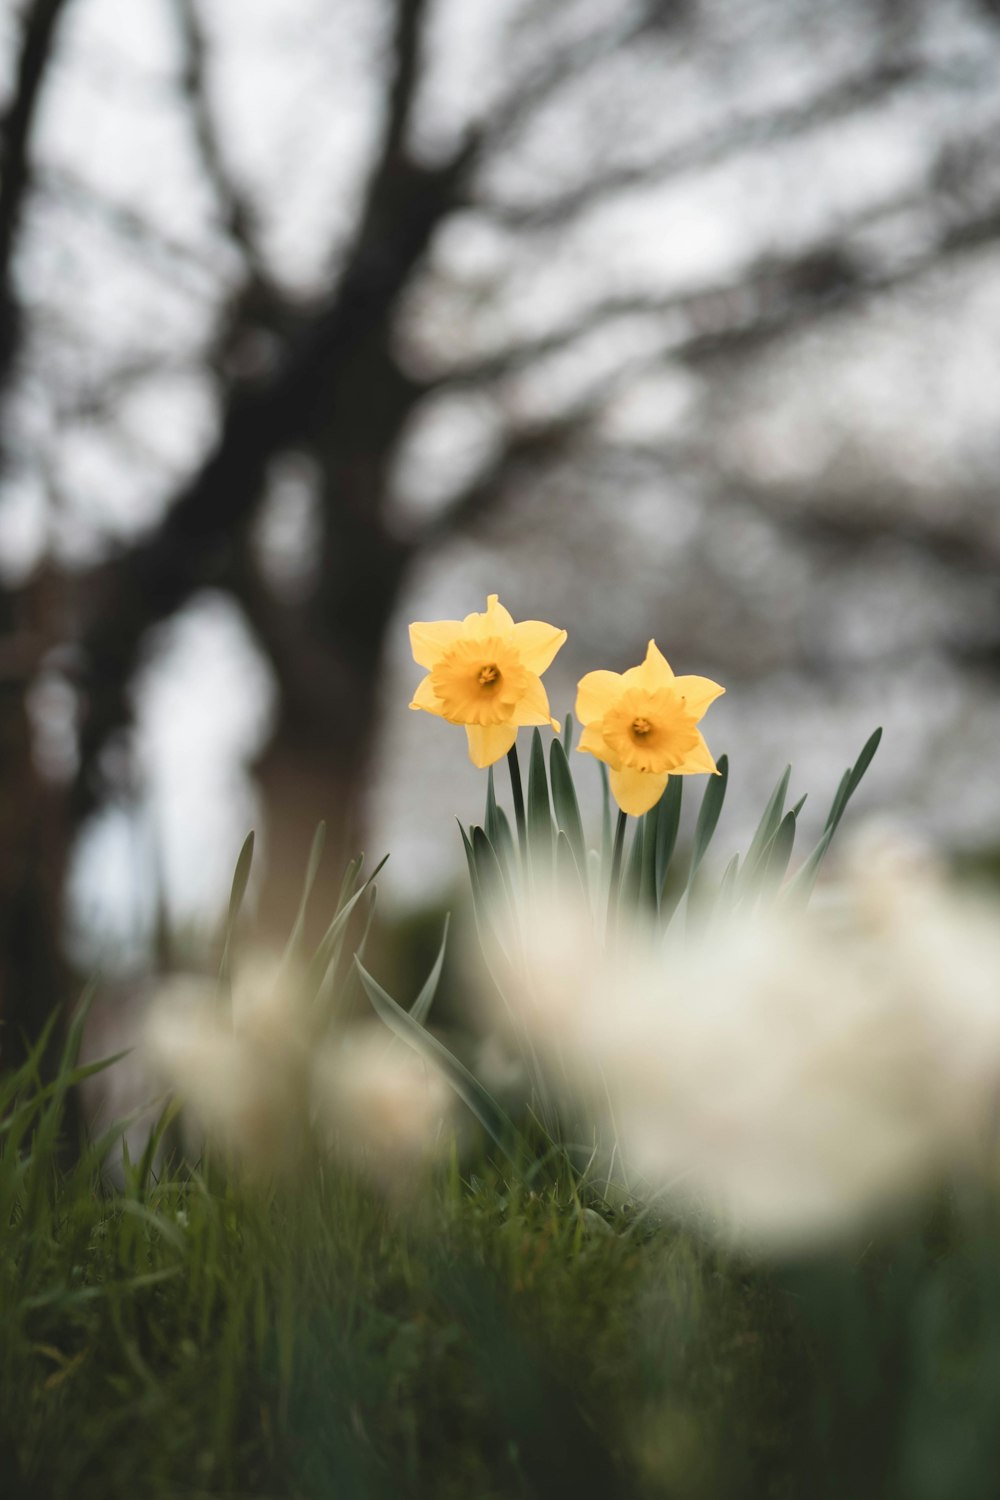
[
  {"left": 717, "top": 852, "right": 741, "bottom": 911},
  {"left": 549, "top": 735, "right": 587, "bottom": 874},
  {"left": 654, "top": 776, "right": 683, "bottom": 907},
  {"left": 321, "top": 885, "right": 380, "bottom": 1021},
  {"left": 788, "top": 727, "right": 883, "bottom": 904},
  {"left": 219, "top": 830, "right": 255, "bottom": 984},
  {"left": 308, "top": 853, "right": 389, "bottom": 996},
  {"left": 491, "top": 803, "right": 517, "bottom": 878},
  {"left": 622, "top": 818, "right": 645, "bottom": 907},
  {"left": 599, "top": 762, "right": 612, "bottom": 875},
  {"left": 562, "top": 711, "right": 576, "bottom": 752},
  {"left": 740, "top": 766, "right": 790, "bottom": 888},
  {"left": 0, "top": 1049, "right": 131, "bottom": 1143},
  {"left": 527, "top": 727, "right": 553, "bottom": 872},
  {"left": 117, "top": 1198, "right": 187, "bottom": 1253},
  {"left": 687, "top": 756, "right": 729, "bottom": 889},
  {"left": 334, "top": 853, "right": 363, "bottom": 918},
  {"left": 410, "top": 914, "right": 450, "bottom": 1026},
  {"left": 639, "top": 807, "right": 658, "bottom": 906},
  {"left": 759, "top": 809, "right": 797, "bottom": 894},
  {"left": 58, "top": 978, "right": 99, "bottom": 1077},
  {"left": 555, "top": 829, "right": 587, "bottom": 902},
  {"left": 784, "top": 826, "right": 833, "bottom": 903},
  {"left": 472, "top": 825, "right": 506, "bottom": 903},
  {"left": 485, "top": 766, "right": 501, "bottom": 846},
  {"left": 458, "top": 821, "right": 482, "bottom": 903},
  {"left": 484, "top": 766, "right": 518, "bottom": 883},
  {"left": 133, "top": 1095, "right": 184, "bottom": 1195},
  {"left": 282, "top": 821, "right": 327, "bottom": 962},
  {"left": 356, "top": 959, "right": 516, "bottom": 1158},
  {"left": 825, "top": 726, "right": 883, "bottom": 834},
  {"left": 226, "top": 830, "right": 255, "bottom": 932},
  {"left": 823, "top": 769, "right": 852, "bottom": 835},
  {"left": 354, "top": 887, "right": 378, "bottom": 969},
  {"left": 302, "top": 820, "right": 326, "bottom": 903}
]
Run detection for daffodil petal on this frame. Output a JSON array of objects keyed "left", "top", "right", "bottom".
[
  {"left": 609, "top": 766, "right": 670, "bottom": 817},
  {"left": 510, "top": 619, "right": 567, "bottom": 675},
  {"left": 463, "top": 593, "right": 515, "bottom": 638},
  {"left": 485, "top": 593, "right": 515, "bottom": 631},
  {"left": 623, "top": 639, "right": 675, "bottom": 693},
  {"left": 577, "top": 722, "right": 618, "bottom": 767},
  {"left": 673, "top": 733, "right": 718, "bottom": 776},
  {"left": 575, "top": 670, "right": 623, "bottom": 724},
  {"left": 465, "top": 722, "right": 518, "bottom": 768},
  {"left": 410, "top": 619, "right": 464, "bottom": 669},
  {"left": 409, "top": 674, "right": 444, "bottom": 715},
  {"left": 510, "top": 673, "right": 555, "bottom": 726},
  {"left": 673, "top": 675, "right": 725, "bottom": 720}
]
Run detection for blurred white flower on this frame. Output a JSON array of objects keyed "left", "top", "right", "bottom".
[
  {"left": 145, "top": 956, "right": 453, "bottom": 1188},
  {"left": 144, "top": 955, "right": 311, "bottom": 1173},
  {"left": 492, "top": 832, "right": 1000, "bottom": 1252},
  {"left": 312, "top": 1025, "right": 452, "bottom": 1192}
]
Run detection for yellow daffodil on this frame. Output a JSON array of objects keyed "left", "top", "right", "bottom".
[
  {"left": 576, "top": 640, "right": 724, "bottom": 816},
  {"left": 409, "top": 593, "right": 567, "bottom": 767}
]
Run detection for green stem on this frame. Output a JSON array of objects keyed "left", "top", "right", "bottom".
[
  {"left": 507, "top": 744, "right": 527, "bottom": 860},
  {"left": 606, "top": 809, "right": 628, "bottom": 939}
]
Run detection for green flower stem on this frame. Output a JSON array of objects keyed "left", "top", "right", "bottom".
[
  {"left": 606, "top": 808, "right": 628, "bottom": 938},
  {"left": 507, "top": 743, "right": 528, "bottom": 859}
]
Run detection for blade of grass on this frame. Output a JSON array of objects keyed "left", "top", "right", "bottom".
[
  {"left": 410, "top": 915, "right": 451, "bottom": 1026},
  {"left": 549, "top": 735, "right": 587, "bottom": 876},
  {"left": 738, "top": 766, "right": 790, "bottom": 892},
  {"left": 219, "top": 830, "right": 255, "bottom": 989},
  {"left": 654, "top": 776, "right": 683, "bottom": 911},
  {"left": 786, "top": 728, "right": 882, "bottom": 903},
  {"left": 356, "top": 959, "right": 516, "bottom": 1158},
  {"left": 687, "top": 756, "right": 729, "bottom": 891},
  {"left": 307, "top": 853, "right": 389, "bottom": 998},
  {"left": 527, "top": 728, "right": 553, "bottom": 876}
]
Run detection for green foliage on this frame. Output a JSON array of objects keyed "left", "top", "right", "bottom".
[
  {"left": 364, "top": 722, "right": 883, "bottom": 1166},
  {"left": 5, "top": 1025, "right": 1000, "bottom": 1499},
  {"left": 9, "top": 768, "right": 1000, "bottom": 1500},
  {"left": 460, "top": 724, "right": 880, "bottom": 938}
]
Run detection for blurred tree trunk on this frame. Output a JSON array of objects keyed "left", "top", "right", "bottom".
[
  {"left": 243, "top": 385, "right": 416, "bottom": 935},
  {"left": 0, "top": 0, "right": 73, "bottom": 1058},
  {"left": 0, "top": 585, "right": 69, "bottom": 1066}
]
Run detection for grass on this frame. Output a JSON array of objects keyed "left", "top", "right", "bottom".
[{"left": 6, "top": 1007, "right": 1000, "bottom": 1500}]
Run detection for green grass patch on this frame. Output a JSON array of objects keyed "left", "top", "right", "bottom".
[{"left": 6, "top": 1008, "right": 1000, "bottom": 1499}]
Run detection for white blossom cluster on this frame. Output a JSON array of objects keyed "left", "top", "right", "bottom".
[{"left": 491, "top": 830, "right": 1000, "bottom": 1252}]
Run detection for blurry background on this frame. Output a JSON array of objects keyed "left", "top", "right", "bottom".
[{"left": 3, "top": 0, "right": 1000, "bottom": 1046}]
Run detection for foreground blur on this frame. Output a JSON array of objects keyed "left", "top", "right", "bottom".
[{"left": 483, "top": 830, "right": 1000, "bottom": 1252}]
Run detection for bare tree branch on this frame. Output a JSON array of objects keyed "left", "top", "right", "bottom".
[
  {"left": 173, "top": 0, "right": 271, "bottom": 285},
  {"left": 71, "top": 0, "right": 466, "bottom": 817},
  {"left": 64, "top": 0, "right": 1000, "bottom": 851},
  {"left": 732, "top": 478, "right": 1000, "bottom": 576},
  {"left": 381, "top": 0, "right": 430, "bottom": 165},
  {"left": 607, "top": 432, "right": 1000, "bottom": 579},
  {"left": 429, "top": 160, "right": 1000, "bottom": 399},
  {"left": 477, "top": 51, "right": 948, "bottom": 228},
  {"left": 0, "top": 0, "right": 73, "bottom": 386},
  {"left": 424, "top": 405, "right": 600, "bottom": 545},
  {"left": 461, "top": 2, "right": 666, "bottom": 170},
  {"left": 38, "top": 164, "right": 227, "bottom": 291}
]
